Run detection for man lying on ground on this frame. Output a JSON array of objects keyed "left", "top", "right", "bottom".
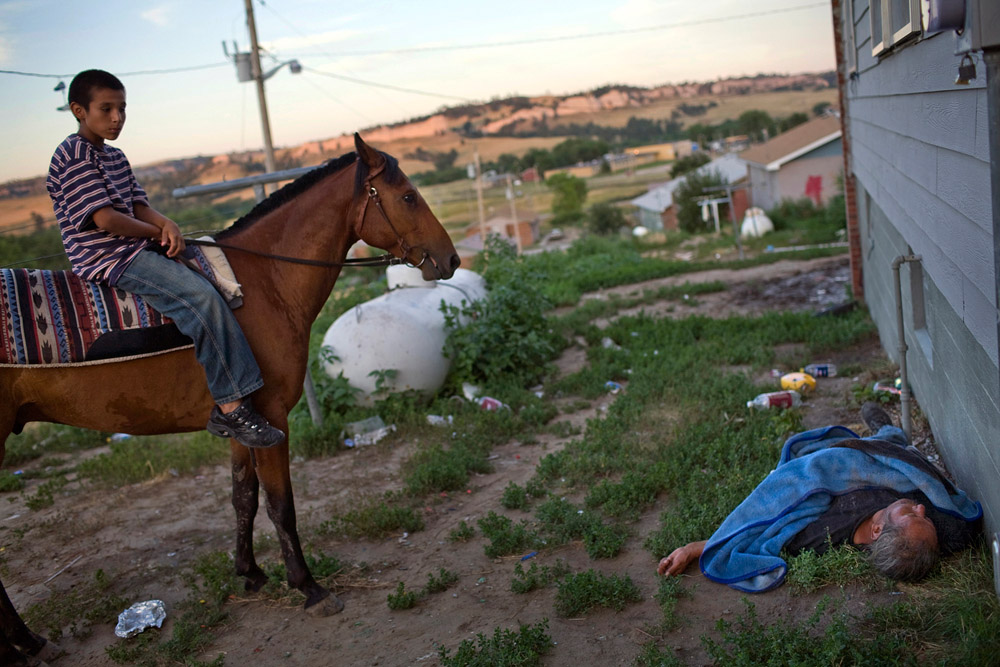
[{"left": 657, "top": 403, "right": 982, "bottom": 592}]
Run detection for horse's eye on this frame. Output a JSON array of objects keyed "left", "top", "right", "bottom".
[{"left": 402, "top": 193, "right": 417, "bottom": 205}]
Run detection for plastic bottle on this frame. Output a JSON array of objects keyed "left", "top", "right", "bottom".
[
  {"left": 872, "top": 381, "right": 902, "bottom": 396},
  {"left": 747, "top": 390, "right": 802, "bottom": 410},
  {"left": 802, "top": 363, "right": 837, "bottom": 378}
]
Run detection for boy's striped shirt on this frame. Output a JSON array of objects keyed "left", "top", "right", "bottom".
[{"left": 47, "top": 134, "right": 152, "bottom": 285}]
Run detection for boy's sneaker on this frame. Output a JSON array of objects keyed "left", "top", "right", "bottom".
[
  {"left": 861, "top": 401, "right": 894, "bottom": 433},
  {"left": 207, "top": 398, "right": 285, "bottom": 448}
]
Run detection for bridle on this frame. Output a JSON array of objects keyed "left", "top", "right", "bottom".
[
  {"left": 355, "top": 159, "right": 435, "bottom": 270},
  {"left": 188, "top": 157, "right": 434, "bottom": 270}
]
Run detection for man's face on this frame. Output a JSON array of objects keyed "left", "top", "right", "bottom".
[
  {"left": 884, "top": 498, "right": 938, "bottom": 547},
  {"left": 71, "top": 87, "right": 126, "bottom": 144}
]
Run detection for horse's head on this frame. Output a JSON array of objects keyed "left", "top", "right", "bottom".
[{"left": 352, "top": 133, "right": 460, "bottom": 281}]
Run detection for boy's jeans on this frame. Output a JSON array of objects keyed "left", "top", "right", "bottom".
[{"left": 117, "top": 249, "right": 264, "bottom": 405}]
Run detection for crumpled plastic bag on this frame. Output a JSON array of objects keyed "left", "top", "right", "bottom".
[{"left": 115, "top": 599, "right": 166, "bottom": 638}]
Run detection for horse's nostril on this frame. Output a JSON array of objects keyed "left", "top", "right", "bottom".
[{"left": 450, "top": 254, "right": 461, "bottom": 271}]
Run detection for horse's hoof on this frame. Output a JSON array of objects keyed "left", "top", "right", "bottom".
[
  {"left": 32, "top": 639, "right": 62, "bottom": 663},
  {"left": 243, "top": 571, "right": 268, "bottom": 593},
  {"left": 304, "top": 592, "right": 344, "bottom": 617}
]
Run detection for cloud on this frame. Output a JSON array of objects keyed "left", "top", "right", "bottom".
[
  {"left": 140, "top": 5, "right": 172, "bottom": 27},
  {"left": 0, "top": 35, "right": 10, "bottom": 66}
]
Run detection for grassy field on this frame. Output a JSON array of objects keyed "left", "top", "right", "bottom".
[{"left": 3, "top": 229, "right": 997, "bottom": 665}]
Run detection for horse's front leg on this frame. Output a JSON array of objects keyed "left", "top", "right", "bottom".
[
  {"left": 254, "top": 445, "right": 344, "bottom": 616},
  {"left": 1, "top": 579, "right": 61, "bottom": 666},
  {"left": 231, "top": 445, "right": 268, "bottom": 592}
]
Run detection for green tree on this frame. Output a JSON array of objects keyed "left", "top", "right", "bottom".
[
  {"left": 813, "top": 101, "right": 832, "bottom": 116},
  {"left": 494, "top": 152, "right": 523, "bottom": 175},
  {"left": 587, "top": 202, "right": 627, "bottom": 236},
  {"left": 432, "top": 149, "right": 459, "bottom": 171},
  {"left": 546, "top": 173, "right": 588, "bottom": 223},
  {"left": 737, "top": 110, "right": 776, "bottom": 142},
  {"left": 674, "top": 169, "right": 728, "bottom": 233},
  {"left": 778, "top": 112, "right": 810, "bottom": 133},
  {"left": 669, "top": 153, "right": 710, "bottom": 179},
  {"left": 550, "top": 138, "right": 609, "bottom": 168}
]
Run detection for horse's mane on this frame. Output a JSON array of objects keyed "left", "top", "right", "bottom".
[{"left": 216, "top": 149, "right": 404, "bottom": 240}]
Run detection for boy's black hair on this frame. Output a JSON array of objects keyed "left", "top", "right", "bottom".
[{"left": 68, "top": 69, "right": 125, "bottom": 110}]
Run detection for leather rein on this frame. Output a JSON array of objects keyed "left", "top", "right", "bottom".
[{"left": 187, "top": 158, "right": 431, "bottom": 270}]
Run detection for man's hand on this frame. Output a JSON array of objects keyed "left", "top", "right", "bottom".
[
  {"left": 160, "top": 220, "right": 186, "bottom": 257},
  {"left": 657, "top": 540, "right": 707, "bottom": 577}
]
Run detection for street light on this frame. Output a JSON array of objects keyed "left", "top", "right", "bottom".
[{"left": 222, "top": 0, "right": 303, "bottom": 178}]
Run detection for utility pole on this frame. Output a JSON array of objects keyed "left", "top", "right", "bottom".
[
  {"left": 474, "top": 148, "right": 486, "bottom": 247},
  {"left": 506, "top": 173, "right": 522, "bottom": 255},
  {"left": 241, "top": 0, "right": 322, "bottom": 424},
  {"left": 244, "top": 0, "right": 277, "bottom": 176}
]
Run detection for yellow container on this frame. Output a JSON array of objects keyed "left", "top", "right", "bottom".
[{"left": 781, "top": 372, "right": 816, "bottom": 394}]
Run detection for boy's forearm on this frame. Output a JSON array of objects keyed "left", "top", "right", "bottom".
[
  {"left": 92, "top": 206, "right": 161, "bottom": 239},
  {"left": 133, "top": 203, "right": 175, "bottom": 230}
]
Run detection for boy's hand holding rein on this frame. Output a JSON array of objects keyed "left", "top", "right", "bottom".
[{"left": 91, "top": 203, "right": 185, "bottom": 258}]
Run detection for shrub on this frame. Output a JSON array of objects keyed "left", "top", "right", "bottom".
[
  {"left": 674, "top": 169, "right": 729, "bottom": 233},
  {"left": 586, "top": 202, "right": 628, "bottom": 236}
]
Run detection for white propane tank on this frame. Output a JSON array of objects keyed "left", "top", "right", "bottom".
[
  {"left": 740, "top": 207, "right": 774, "bottom": 238},
  {"left": 320, "top": 265, "right": 487, "bottom": 405}
]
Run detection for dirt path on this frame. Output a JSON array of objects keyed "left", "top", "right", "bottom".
[{"left": 2, "top": 255, "right": 932, "bottom": 666}]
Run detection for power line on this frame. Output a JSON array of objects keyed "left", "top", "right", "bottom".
[
  {"left": 1, "top": 62, "right": 229, "bottom": 80},
  {"left": 310, "top": 2, "right": 828, "bottom": 58},
  {"left": 302, "top": 66, "right": 473, "bottom": 102}
]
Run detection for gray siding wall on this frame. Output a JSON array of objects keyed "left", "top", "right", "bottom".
[
  {"left": 847, "top": 3, "right": 998, "bottom": 531},
  {"left": 859, "top": 189, "right": 999, "bottom": 533}
]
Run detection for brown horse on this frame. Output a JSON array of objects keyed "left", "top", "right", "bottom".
[{"left": 0, "top": 133, "right": 459, "bottom": 665}]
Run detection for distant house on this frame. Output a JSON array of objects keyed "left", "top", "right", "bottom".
[
  {"left": 630, "top": 153, "right": 749, "bottom": 231},
  {"left": 835, "top": 2, "right": 998, "bottom": 536},
  {"left": 460, "top": 214, "right": 539, "bottom": 254},
  {"left": 739, "top": 115, "right": 843, "bottom": 210}
]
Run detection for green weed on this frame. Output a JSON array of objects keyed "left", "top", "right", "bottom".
[
  {"left": 785, "top": 542, "right": 884, "bottom": 594},
  {"left": 654, "top": 575, "right": 692, "bottom": 631},
  {"left": 477, "top": 511, "right": 540, "bottom": 559},
  {"left": 386, "top": 568, "right": 459, "bottom": 610},
  {"left": 534, "top": 496, "right": 628, "bottom": 559},
  {"left": 24, "top": 476, "right": 67, "bottom": 510},
  {"left": 387, "top": 581, "right": 418, "bottom": 610},
  {"left": 438, "top": 619, "right": 552, "bottom": 666},
  {"left": 500, "top": 481, "right": 530, "bottom": 510},
  {"left": 447, "top": 520, "right": 475, "bottom": 542},
  {"left": 554, "top": 569, "right": 642, "bottom": 617},
  {"left": 319, "top": 497, "right": 424, "bottom": 539},
  {"left": 701, "top": 597, "right": 911, "bottom": 666},
  {"left": 633, "top": 641, "right": 684, "bottom": 667},
  {"left": 423, "top": 567, "right": 459, "bottom": 594},
  {"left": 76, "top": 432, "right": 228, "bottom": 488},
  {"left": 3, "top": 423, "right": 109, "bottom": 468},
  {"left": 510, "top": 560, "right": 570, "bottom": 594},
  {"left": 0, "top": 470, "right": 24, "bottom": 492}
]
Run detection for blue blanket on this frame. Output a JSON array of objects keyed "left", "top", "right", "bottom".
[{"left": 699, "top": 425, "right": 982, "bottom": 592}]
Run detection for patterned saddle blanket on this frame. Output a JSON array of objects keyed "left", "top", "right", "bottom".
[{"left": 0, "top": 243, "right": 240, "bottom": 366}]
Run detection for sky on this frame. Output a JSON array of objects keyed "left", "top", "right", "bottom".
[{"left": 0, "top": 0, "right": 836, "bottom": 183}]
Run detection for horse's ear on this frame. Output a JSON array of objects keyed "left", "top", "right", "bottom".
[{"left": 354, "top": 133, "right": 383, "bottom": 169}]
